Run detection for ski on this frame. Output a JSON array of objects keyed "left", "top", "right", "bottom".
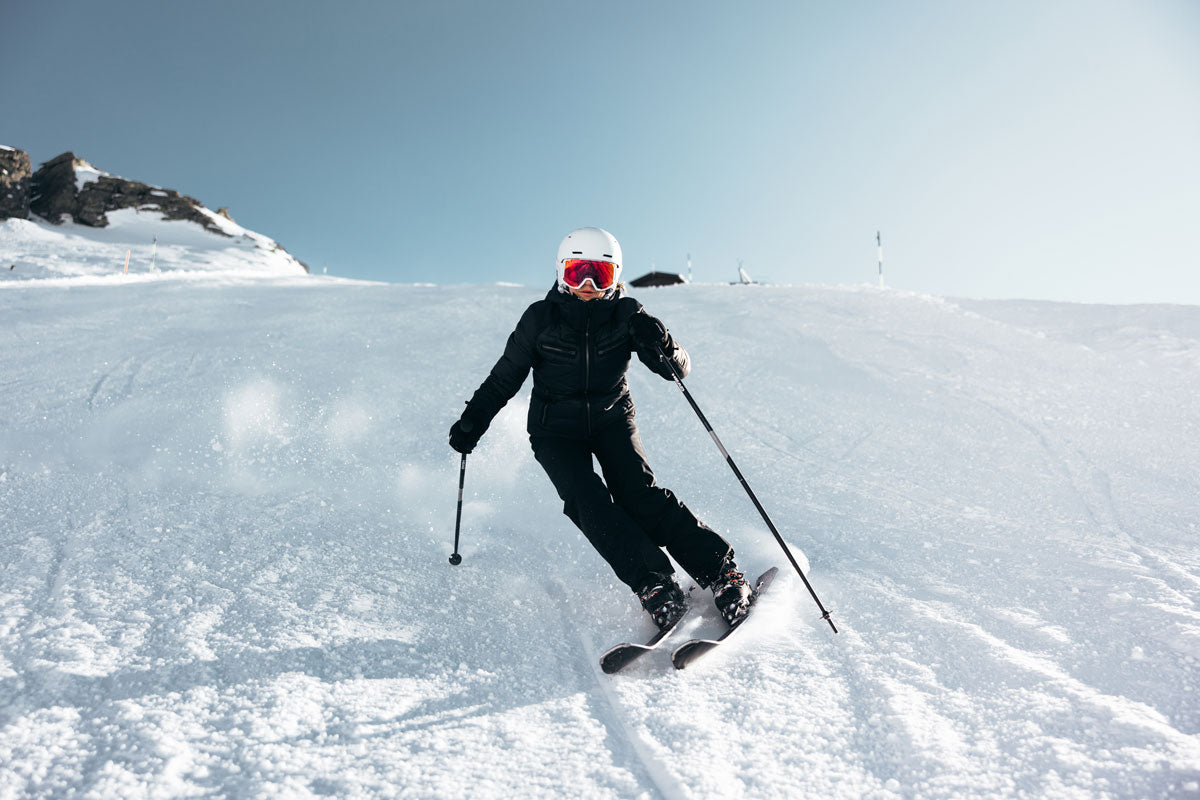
[
  {"left": 671, "top": 567, "right": 779, "bottom": 670},
  {"left": 600, "top": 606, "right": 690, "bottom": 674}
]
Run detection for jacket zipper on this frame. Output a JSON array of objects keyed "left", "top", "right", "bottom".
[{"left": 585, "top": 316, "right": 592, "bottom": 437}]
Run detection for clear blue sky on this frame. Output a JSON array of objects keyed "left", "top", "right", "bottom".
[{"left": 5, "top": 1, "right": 1199, "bottom": 303}]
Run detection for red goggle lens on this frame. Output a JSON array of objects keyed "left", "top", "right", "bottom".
[{"left": 562, "top": 259, "right": 618, "bottom": 290}]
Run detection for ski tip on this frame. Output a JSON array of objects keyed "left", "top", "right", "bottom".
[
  {"left": 600, "top": 643, "right": 655, "bottom": 674},
  {"left": 757, "top": 566, "right": 780, "bottom": 586},
  {"left": 671, "top": 639, "right": 718, "bottom": 670},
  {"left": 600, "top": 657, "right": 626, "bottom": 675},
  {"left": 599, "top": 644, "right": 636, "bottom": 674}
]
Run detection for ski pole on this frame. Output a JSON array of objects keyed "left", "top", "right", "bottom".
[
  {"left": 449, "top": 452, "right": 467, "bottom": 565},
  {"left": 655, "top": 344, "right": 837, "bottom": 633}
]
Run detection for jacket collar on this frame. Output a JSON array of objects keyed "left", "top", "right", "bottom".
[{"left": 545, "top": 282, "right": 625, "bottom": 330}]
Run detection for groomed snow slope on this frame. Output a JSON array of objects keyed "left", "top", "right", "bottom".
[{"left": 1, "top": 281, "right": 1198, "bottom": 799}]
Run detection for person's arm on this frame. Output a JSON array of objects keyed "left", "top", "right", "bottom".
[
  {"left": 449, "top": 305, "right": 539, "bottom": 453},
  {"left": 630, "top": 309, "right": 690, "bottom": 381}
]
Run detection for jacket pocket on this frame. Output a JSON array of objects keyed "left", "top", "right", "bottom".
[
  {"left": 539, "top": 343, "right": 577, "bottom": 359},
  {"left": 597, "top": 336, "right": 628, "bottom": 357}
]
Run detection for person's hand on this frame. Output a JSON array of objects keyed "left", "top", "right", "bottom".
[
  {"left": 629, "top": 312, "right": 669, "bottom": 351},
  {"left": 449, "top": 414, "right": 484, "bottom": 454}
]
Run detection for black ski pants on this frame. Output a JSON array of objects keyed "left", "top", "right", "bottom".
[{"left": 530, "top": 416, "right": 732, "bottom": 592}]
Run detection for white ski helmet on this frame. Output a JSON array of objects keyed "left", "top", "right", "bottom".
[{"left": 556, "top": 227, "right": 623, "bottom": 290}]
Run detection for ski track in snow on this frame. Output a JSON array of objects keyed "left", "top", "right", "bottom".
[{"left": 1, "top": 281, "right": 1199, "bottom": 798}]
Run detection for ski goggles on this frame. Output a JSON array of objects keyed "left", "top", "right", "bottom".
[{"left": 561, "top": 259, "right": 619, "bottom": 290}]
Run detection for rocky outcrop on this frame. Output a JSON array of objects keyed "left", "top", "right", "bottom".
[
  {"left": 0, "top": 146, "right": 32, "bottom": 220},
  {"left": 4, "top": 146, "right": 308, "bottom": 273},
  {"left": 29, "top": 151, "right": 232, "bottom": 236},
  {"left": 28, "top": 151, "right": 77, "bottom": 223}
]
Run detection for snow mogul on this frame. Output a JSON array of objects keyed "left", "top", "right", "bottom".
[{"left": 448, "top": 227, "right": 753, "bottom": 630}]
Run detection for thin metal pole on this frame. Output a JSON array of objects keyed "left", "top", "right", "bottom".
[
  {"left": 449, "top": 453, "right": 466, "bottom": 565},
  {"left": 657, "top": 346, "right": 837, "bottom": 633},
  {"left": 877, "top": 230, "right": 884, "bottom": 289}
]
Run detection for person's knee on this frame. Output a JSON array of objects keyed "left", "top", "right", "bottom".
[
  {"left": 615, "top": 483, "right": 674, "bottom": 515},
  {"left": 607, "top": 469, "right": 658, "bottom": 501}
]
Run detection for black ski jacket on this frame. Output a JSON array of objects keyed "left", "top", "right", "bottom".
[{"left": 465, "top": 285, "right": 690, "bottom": 439}]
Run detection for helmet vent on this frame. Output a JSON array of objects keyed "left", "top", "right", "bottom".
[
  {"left": 603, "top": 254, "right": 613, "bottom": 258},
  {"left": 572, "top": 251, "right": 583, "bottom": 255}
]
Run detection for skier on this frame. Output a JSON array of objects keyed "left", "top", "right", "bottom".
[{"left": 448, "top": 227, "right": 753, "bottom": 630}]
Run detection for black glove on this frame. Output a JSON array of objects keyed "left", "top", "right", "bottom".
[
  {"left": 629, "top": 312, "right": 669, "bottom": 351},
  {"left": 448, "top": 410, "right": 487, "bottom": 454}
]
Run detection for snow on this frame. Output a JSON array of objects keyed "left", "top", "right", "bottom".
[
  {"left": 1, "top": 278, "right": 1198, "bottom": 798},
  {"left": 1, "top": 207, "right": 309, "bottom": 281},
  {"left": 73, "top": 160, "right": 109, "bottom": 192}
]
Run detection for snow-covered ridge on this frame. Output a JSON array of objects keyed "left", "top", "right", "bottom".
[
  {"left": 0, "top": 209, "right": 309, "bottom": 282},
  {"left": 0, "top": 147, "right": 309, "bottom": 282}
]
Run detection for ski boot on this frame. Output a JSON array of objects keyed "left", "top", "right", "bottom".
[
  {"left": 636, "top": 574, "right": 687, "bottom": 630},
  {"left": 711, "top": 559, "right": 753, "bottom": 625}
]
